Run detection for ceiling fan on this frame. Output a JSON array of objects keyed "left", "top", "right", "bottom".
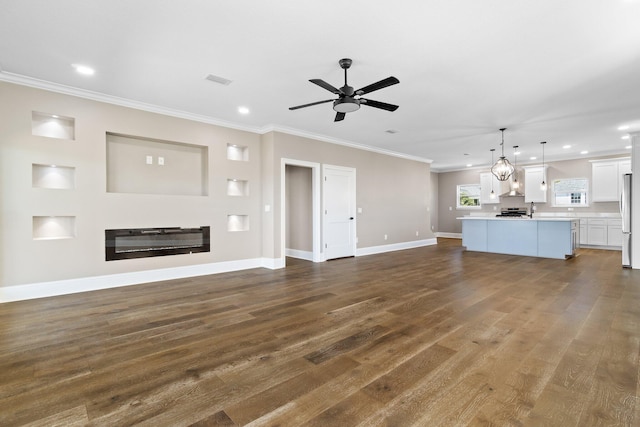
[{"left": 289, "top": 58, "right": 400, "bottom": 122}]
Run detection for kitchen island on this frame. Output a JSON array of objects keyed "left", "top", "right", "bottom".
[{"left": 459, "top": 217, "right": 579, "bottom": 259}]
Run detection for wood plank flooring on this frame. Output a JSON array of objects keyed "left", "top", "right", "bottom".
[{"left": 1, "top": 239, "right": 638, "bottom": 426}]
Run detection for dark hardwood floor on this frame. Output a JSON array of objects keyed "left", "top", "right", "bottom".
[{"left": 1, "top": 239, "right": 638, "bottom": 426}]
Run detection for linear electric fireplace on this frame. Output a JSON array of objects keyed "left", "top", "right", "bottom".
[{"left": 105, "top": 226, "right": 210, "bottom": 261}]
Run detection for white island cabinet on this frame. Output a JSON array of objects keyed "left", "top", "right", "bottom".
[{"left": 460, "top": 217, "right": 578, "bottom": 259}]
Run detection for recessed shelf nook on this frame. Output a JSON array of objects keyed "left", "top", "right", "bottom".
[
  {"left": 227, "top": 215, "right": 249, "bottom": 232},
  {"left": 31, "top": 112, "right": 75, "bottom": 140},
  {"left": 33, "top": 216, "right": 76, "bottom": 240},
  {"left": 32, "top": 164, "right": 75, "bottom": 189},
  {"left": 227, "top": 179, "right": 249, "bottom": 196},
  {"left": 227, "top": 144, "right": 249, "bottom": 161}
]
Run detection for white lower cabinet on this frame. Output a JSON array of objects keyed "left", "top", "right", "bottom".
[
  {"left": 607, "top": 219, "right": 623, "bottom": 247},
  {"left": 587, "top": 219, "right": 607, "bottom": 246},
  {"left": 579, "top": 217, "right": 622, "bottom": 247}
]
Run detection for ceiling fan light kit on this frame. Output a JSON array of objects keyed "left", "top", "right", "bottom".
[{"left": 289, "top": 58, "right": 399, "bottom": 122}]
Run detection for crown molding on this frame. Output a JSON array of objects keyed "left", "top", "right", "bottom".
[
  {"left": 1, "top": 71, "right": 432, "bottom": 165},
  {"left": 0, "top": 71, "right": 263, "bottom": 132},
  {"left": 261, "top": 124, "right": 433, "bottom": 164}
]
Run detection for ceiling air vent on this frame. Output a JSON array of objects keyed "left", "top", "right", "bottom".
[
  {"left": 385, "top": 129, "right": 399, "bottom": 134},
  {"left": 205, "top": 74, "right": 233, "bottom": 86}
]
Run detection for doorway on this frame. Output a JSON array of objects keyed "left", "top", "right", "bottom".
[{"left": 281, "top": 159, "right": 321, "bottom": 265}]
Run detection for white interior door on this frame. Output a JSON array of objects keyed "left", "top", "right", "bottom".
[{"left": 323, "top": 165, "right": 356, "bottom": 260}]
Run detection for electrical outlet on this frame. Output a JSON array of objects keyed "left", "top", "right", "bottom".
[
  {"left": 158, "top": 156, "right": 165, "bottom": 166},
  {"left": 384, "top": 234, "right": 388, "bottom": 240},
  {"left": 449, "top": 206, "right": 453, "bottom": 211},
  {"left": 416, "top": 231, "right": 419, "bottom": 236}
]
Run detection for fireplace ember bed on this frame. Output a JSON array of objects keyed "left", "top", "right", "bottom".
[{"left": 105, "top": 226, "right": 210, "bottom": 261}]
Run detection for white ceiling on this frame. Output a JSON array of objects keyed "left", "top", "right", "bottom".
[{"left": 1, "top": 0, "right": 640, "bottom": 171}]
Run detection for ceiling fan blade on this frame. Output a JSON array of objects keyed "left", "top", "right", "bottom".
[
  {"left": 355, "top": 76, "right": 399, "bottom": 96},
  {"left": 334, "top": 112, "right": 346, "bottom": 122},
  {"left": 310, "top": 79, "right": 342, "bottom": 94},
  {"left": 360, "top": 98, "right": 399, "bottom": 112},
  {"left": 289, "top": 99, "right": 335, "bottom": 110}
]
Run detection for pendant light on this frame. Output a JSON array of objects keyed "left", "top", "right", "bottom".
[
  {"left": 512, "top": 146, "right": 520, "bottom": 190},
  {"left": 540, "top": 141, "right": 547, "bottom": 191},
  {"left": 491, "top": 128, "right": 515, "bottom": 181},
  {"left": 489, "top": 148, "right": 496, "bottom": 199}
]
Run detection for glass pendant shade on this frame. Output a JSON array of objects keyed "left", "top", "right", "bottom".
[
  {"left": 491, "top": 157, "right": 514, "bottom": 181},
  {"left": 491, "top": 128, "right": 514, "bottom": 181}
]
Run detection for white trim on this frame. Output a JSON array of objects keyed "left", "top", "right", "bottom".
[
  {"left": 285, "top": 248, "right": 314, "bottom": 261},
  {"left": 280, "top": 159, "right": 322, "bottom": 266},
  {"left": 436, "top": 232, "right": 462, "bottom": 239},
  {"left": 356, "top": 238, "right": 437, "bottom": 257},
  {"left": 0, "top": 72, "right": 432, "bottom": 165},
  {"left": 262, "top": 257, "right": 286, "bottom": 270},
  {"left": 0, "top": 258, "right": 282, "bottom": 303}
]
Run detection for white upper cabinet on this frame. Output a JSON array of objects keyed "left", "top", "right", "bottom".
[
  {"left": 524, "top": 166, "right": 548, "bottom": 203},
  {"left": 591, "top": 158, "right": 631, "bottom": 202}
]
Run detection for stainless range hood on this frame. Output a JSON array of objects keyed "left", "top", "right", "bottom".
[{"left": 500, "top": 189, "right": 525, "bottom": 197}]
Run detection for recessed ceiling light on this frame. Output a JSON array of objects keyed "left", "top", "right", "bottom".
[
  {"left": 562, "top": 144, "right": 571, "bottom": 149},
  {"left": 514, "top": 151, "right": 521, "bottom": 155},
  {"left": 51, "top": 115, "right": 59, "bottom": 118},
  {"left": 618, "top": 125, "right": 630, "bottom": 131},
  {"left": 621, "top": 135, "right": 630, "bottom": 140},
  {"left": 72, "top": 64, "right": 95, "bottom": 75},
  {"left": 626, "top": 145, "right": 632, "bottom": 149},
  {"left": 466, "top": 164, "right": 472, "bottom": 167},
  {"left": 530, "top": 156, "right": 537, "bottom": 160},
  {"left": 238, "top": 106, "right": 250, "bottom": 115},
  {"left": 580, "top": 150, "right": 589, "bottom": 155}
]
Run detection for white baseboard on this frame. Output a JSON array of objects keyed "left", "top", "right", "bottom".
[
  {"left": 285, "top": 248, "right": 314, "bottom": 261},
  {"left": 1, "top": 258, "right": 284, "bottom": 303},
  {"left": 435, "top": 232, "right": 462, "bottom": 239},
  {"left": 356, "top": 238, "right": 438, "bottom": 257}
]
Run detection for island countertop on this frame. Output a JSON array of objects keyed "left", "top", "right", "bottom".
[
  {"left": 458, "top": 216, "right": 579, "bottom": 259},
  {"left": 457, "top": 216, "right": 576, "bottom": 222}
]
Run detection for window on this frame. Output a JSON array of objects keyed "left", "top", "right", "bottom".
[
  {"left": 552, "top": 178, "right": 589, "bottom": 207},
  {"left": 457, "top": 184, "right": 481, "bottom": 209}
]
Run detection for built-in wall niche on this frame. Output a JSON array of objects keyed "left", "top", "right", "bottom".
[
  {"left": 227, "top": 179, "right": 249, "bottom": 196},
  {"left": 32, "top": 164, "right": 75, "bottom": 189},
  {"left": 227, "top": 144, "right": 249, "bottom": 161},
  {"left": 107, "top": 133, "right": 208, "bottom": 196},
  {"left": 227, "top": 215, "right": 249, "bottom": 232},
  {"left": 31, "top": 112, "right": 75, "bottom": 140},
  {"left": 33, "top": 216, "right": 76, "bottom": 240}
]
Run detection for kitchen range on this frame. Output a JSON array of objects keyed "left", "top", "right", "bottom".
[{"left": 495, "top": 207, "right": 529, "bottom": 218}]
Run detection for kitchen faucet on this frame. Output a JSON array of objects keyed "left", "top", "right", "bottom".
[{"left": 529, "top": 201, "right": 534, "bottom": 218}]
